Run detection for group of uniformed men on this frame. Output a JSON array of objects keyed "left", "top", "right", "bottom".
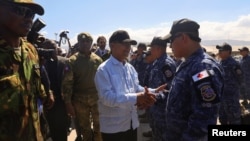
[{"left": 1, "top": 0, "right": 250, "bottom": 141}]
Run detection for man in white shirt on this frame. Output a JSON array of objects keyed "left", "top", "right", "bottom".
[{"left": 94, "top": 30, "right": 166, "bottom": 141}]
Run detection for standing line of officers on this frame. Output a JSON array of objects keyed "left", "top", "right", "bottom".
[{"left": 1, "top": 0, "right": 250, "bottom": 141}]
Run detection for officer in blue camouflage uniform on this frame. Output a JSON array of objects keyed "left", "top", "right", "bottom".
[
  {"left": 144, "top": 37, "right": 176, "bottom": 141},
  {"left": 130, "top": 43, "right": 148, "bottom": 85},
  {"left": 238, "top": 47, "right": 250, "bottom": 107},
  {"left": 0, "top": 0, "right": 54, "bottom": 140},
  {"left": 145, "top": 37, "right": 176, "bottom": 141},
  {"left": 216, "top": 43, "right": 243, "bottom": 124},
  {"left": 161, "top": 18, "right": 224, "bottom": 141}
]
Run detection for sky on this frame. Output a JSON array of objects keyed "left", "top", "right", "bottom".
[{"left": 34, "top": 0, "right": 250, "bottom": 48}]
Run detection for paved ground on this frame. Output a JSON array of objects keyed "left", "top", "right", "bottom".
[
  {"left": 47, "top": 101, "right": 250, "bottom": 141},
  {"left": 47, "top": 122, "right": 151, "bottom": 141},
  {"left": 66, "top": 110, "right": 151, "bottom": 141},
  {"left": 47, "top": 109, "right": 151, "bottom": 141}
]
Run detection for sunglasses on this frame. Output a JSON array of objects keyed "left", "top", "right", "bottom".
[{"left": 3, "top": 2, "right": 35, "bottom": 19}]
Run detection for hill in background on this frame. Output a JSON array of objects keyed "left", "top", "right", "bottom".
[
  {"left": 201, "top": 39, "right": 250, "bottom": 46},
  {"left": 200, "top": 39, "right": 250, "bottom": 53}
]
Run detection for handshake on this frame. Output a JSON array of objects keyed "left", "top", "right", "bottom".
[{"left": 136, "top": 84, "right": 167, "bottom": 109}]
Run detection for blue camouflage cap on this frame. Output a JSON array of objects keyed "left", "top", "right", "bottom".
[
  {"left": 216, "top": 42, "right": 232, "bottom": 51},
  {"left": 0, "top": 0, "right": 44, "bottom": 15},
  {"left": 148, "top": 37, "right": 167, "bottom": 47},
  {"left": 161, "top": 18, "right": 201, "bottom": 42},
  {"left": 238, "top": 46, "right": 249, "bottom": 52}
]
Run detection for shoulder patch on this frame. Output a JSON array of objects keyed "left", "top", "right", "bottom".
[
  {"left": 164, "top": 69, "right": 173, "bottom": 78},
  {"left": 200, "top": 85, "right": 216, "bottom": 102},
  {"left": 161, "top": 65, "right": 174, "bottom": 78},
  {"left": 192, "top": 70, "right": 209, "bottom": 82}
]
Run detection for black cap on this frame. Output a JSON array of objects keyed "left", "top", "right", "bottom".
[
  {"left": 238, "top": 46, "right": 249, "bottom": 52},
  {"left": 216, "top": 43, "right": 232, "bottom": 51},
  {"left": 148, "top": 37, "right": 167, "bottom": 47},
  {"left": 109, "top": 30, "right": 137, "bottom": 45},
  {"left": 161, "top": 18, "right": 200, "bottom": 41},
  {"left": 137, "top": 43, "right": 147, "bottom": 49}
]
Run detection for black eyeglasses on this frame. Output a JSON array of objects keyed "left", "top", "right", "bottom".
[{"left": 3, "top": 3, "right": 35, "bottom": 19}]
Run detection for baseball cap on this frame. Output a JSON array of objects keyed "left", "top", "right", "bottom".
[
  {"left": 109, "top": 30, "right": 137, "bottom": 45},
  {"left": 216, "top": 43, "right": 232, "bottom": 51},
  {"left": 161, "top": 18, "right": 200, "bottom": 42},
  {"left": 137, "top": 43, "right": 147, "bottom": 49},
  {"left": 77, "top": 32, "right": 93, "bottom": 42},
  {"left": 238, "top": 46, "right": 249, "bottom": 52},
  {"left": 0, "top": 0, "right": 44, "bottom": 15},
  {"left": 148, "top": 37, "right": 167, "bottom": 47}
]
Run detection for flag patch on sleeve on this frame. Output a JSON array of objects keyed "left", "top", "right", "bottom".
[{"left": 192, "top": 70, "right": 209, "bottom": 82}]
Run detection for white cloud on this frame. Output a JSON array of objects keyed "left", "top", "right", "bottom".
[
  {"left": 199, "top": 15, "right": 250, "bottom": 41},
  {"left": 44, "top": 14, "right": 250, "bottom": 49},
  {"left": 91, "top": 14, "right": 250, "bottom": 45}
]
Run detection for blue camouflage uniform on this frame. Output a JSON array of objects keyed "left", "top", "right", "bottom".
[
  {"left": 130, "top": 55, "right": 148, "bottom": 85},
  {"left": 239, "top": 54, "right": 250, "bottom": 100},
  {"left": 144, "top": 53, "right": 176, "bottom": 141},
  {"left": 219, "top": 56, "right": 243, "bottom": 124},
  {"left": 165, "top": 48, "right": 224, "bottom": 141}
]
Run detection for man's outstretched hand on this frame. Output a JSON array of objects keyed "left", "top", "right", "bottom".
[{"left": 136, "top": 86, "right": 156, "bottom": 109}]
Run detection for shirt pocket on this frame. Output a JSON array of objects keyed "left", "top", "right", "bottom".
[{"left": 0, "top": 74, "right": 24, "bottom": 114}]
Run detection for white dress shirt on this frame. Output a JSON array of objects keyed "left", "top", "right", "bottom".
[{"left": 94, "top": 55, "right": 154, "bottom": 133}]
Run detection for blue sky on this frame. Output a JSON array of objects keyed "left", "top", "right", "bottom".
[{"left": 35, "top": 0, "right": 250, "bottom": 46}]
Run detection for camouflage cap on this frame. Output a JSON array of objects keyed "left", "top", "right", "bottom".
[
  {"left": 77, "top": 32, "right": 93, "bottom": 42},
  {"left": 1, "top": 0, "right": 44, "bottom": 15}
]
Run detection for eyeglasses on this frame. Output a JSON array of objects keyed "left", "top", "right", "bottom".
[
  {"left": 169, "top": 33, "right": 182, "bottom": 43},
  {"left": 3, "top": 3, "right": 35, "bottom": 19}
]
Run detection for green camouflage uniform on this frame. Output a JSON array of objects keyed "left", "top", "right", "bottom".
[
  {"left": 62, "top": 52, "right": 103, "bottom": 141},
  {"left": 0, "top": 38, "right": 46, "bottom": 141}
]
